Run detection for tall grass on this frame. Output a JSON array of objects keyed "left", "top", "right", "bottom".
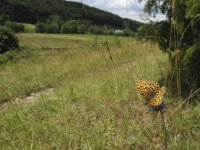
[
  {"left": 0, "top": 33, "right": 167, "bottom": 103},
  {"left": 0, "top": 33, "right": 199, "bottom": 149}
]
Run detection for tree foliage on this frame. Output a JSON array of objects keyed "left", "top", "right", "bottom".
[
  {"left": 4, "top": 21, "right": 25, "bottom": 33},
  {"left": 0, "top": 26, "right": 19, "bottom": 53},
  {"left": 35, "top": 22, "right": 46, "bottom": 33},
  {"left": 45, "top": 23, "right": 59, "bottom": 33},
  {"left": 0, "top": 0, "right": 142, "bottom": 31},
  {"left": 140, "top": 0, "right": 200, "bottom": 97},
  {"left": 77, "top": 24, "right": 87, "bottom": 34},
  {"left": 61, "top": 20, "right": 78, "bottom": 34},
  {"left": 0, "top": 14, "right": 10, "bottom": 25}
]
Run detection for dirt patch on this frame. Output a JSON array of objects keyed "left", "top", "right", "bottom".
[{"left": 0, "top": 88, "right": 53, "bottom": 112}]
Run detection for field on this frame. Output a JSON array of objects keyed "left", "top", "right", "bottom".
[
  {"left": 0, "top": 33, "right": 199, "bottom": 149},
  {"left": 23, "top": 23, "right": 35, "bottom": 33}
]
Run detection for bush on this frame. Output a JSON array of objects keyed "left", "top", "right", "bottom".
[
  {"left": 77, "top": 24, "right": 87, "bottom": 34},
  {"left": 123, "top": 28, "right": 133, "bottom": 36},
  {"left": 4, "top": 21, "right": 16, "bottom": 31},
  {"left": 0, "top": 26, "right": 19, "bottom": 53},
  {"left": 4, "top": 21, "right": 25, "bottom": 32},
  {"left": 45, "top": 23, "right": 59, "bottom": 33},
  {"left": 35, "top": 22, "right": 46, "bottom": 33},
  {"left": 182, "top": 42, "right": 200, "bottom": 93},
  {"left": 0, "top": 14, "right": 10, "bottom": 25},
  {"left": 17, "top": 23, "right": 25, "bottom": 32},
  {"left": 61, "top": 20, "right": 78, "bottom": 34},
  {"left": 90, "top": 25, "right": 105, "bottom": 35}
]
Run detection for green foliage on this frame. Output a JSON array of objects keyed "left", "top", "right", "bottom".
[
  {"left": 0, "top": 0, "right": 142, "bottom": 31},
  {"left": 45, "top": 23, "right": 59, "bottom": 34},
  {"left": 182, "top": 43, "right": 200, "bottom": 90},
  {"left": 46, "top": 15, "right": 63, "bottom": 25},
  {"left": 4, "top": 21, "right": 25, "bottom": 33},
  {"left": 0, "top": 50, "right": 18, "bottom": 63},
  {"left": 137, "top": 23, "right": 157, "bottom": 38},
  {"left": 0, "top": 14, "right": 10, "bottom": 25},
  {"left": 35, "top": 22, "right": 46, "bottom": 33},
  {"left": 123, "top": 28, "right": 133, "bottom": 37},
  {"left": 61, "top": 20, "right": 78, "bottom": 34},
  {"left": 140, "top": 0, "right": 200, "bottom": 97},
  {"left": 77, "top": 24, "right": 87, "bottom": 34},
  {"left": 0, "top": 26, "right": 19, "bottom": 53},
  {"left": 89, "top": 25, "right": 105, "bottom": 35}
]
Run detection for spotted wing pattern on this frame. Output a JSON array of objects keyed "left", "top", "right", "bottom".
[
  {"left": 136, "top": 79, "right": 160, "bottom": 99},
  {"left": 148, "top": 87, "right": 166, "bottom": 106},
  {"left": 136, "top": 79, "right": 166, "bottom": 107}
]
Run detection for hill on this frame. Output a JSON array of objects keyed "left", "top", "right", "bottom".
[{"left": 0, "top": 0, "right": 142, "bottom": 31}]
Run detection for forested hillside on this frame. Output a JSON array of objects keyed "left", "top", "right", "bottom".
[{"left": 0, "top": 0, "right": 142, "bottom": 31}]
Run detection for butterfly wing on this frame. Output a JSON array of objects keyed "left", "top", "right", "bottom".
[
  {"left": 148, "top": 87, "right": 166, "bottom": 107},
  {"left": 136, "top": 79, "right": 160, "bottom": 99}
]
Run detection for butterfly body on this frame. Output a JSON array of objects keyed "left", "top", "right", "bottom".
[{"left": 136, "top": 79, "right": 166, "bottom": 110}]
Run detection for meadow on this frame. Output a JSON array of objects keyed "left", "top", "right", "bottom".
[{"left": 0, "top": 33, "right": 199, "bottom": 149}]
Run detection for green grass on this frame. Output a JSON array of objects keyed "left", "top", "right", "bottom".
[
  {"left": 0, "top": 33, "right": 199, "bottom": 149},
  {"left": 23, "top": 23, "right": 35, "bottom": 33}
]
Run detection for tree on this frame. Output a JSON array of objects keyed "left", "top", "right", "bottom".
[
  {"left": 0, "top": 0, "right": 142, "bottom": 30},
  {"left": 0, "top": 26, "right": 19, "bottom": 53},
  {"left": 46, "top": 15, "right": 64, "bottom": 31},
  {"left": 61, "top": 20, "right": 78, "bottom": 34},
  {"left": 0, "top": 14, "right": 10, "bottom": 25},
  {"left": 4, "top": 21, "right": 25, "bottom": 33},
  {"left": 35, "top": 22, "right": 46, "bottom": 33},
  {"left": 123, "top": 28, "right": 133, "bottom": 36},
  {"left": 77, "top": 24, "right": 87, "bottom": 34},
  {"left": 45, "top": 23, "right": 59, "bottom": 33},
  {"left": 89, "top": 25, "right": 105, "bottom": 35},
  {"left": 139, "top": 0, "right": 200, "bottom": 98}
]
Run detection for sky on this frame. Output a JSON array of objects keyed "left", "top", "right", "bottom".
[{"left": 66, "top": 0, "right": 166, "bottom": 23}]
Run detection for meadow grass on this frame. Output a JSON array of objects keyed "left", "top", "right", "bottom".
[
  {"left": 23, "top": 23, "right": 35, "bottom": 33},
  {"left": 0, "top": 33, "right": 199, "bottom": 149}
]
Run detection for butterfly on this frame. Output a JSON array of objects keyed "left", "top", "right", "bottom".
[{"left": 136, "top": 79, "right": 166, "bottom": 110}]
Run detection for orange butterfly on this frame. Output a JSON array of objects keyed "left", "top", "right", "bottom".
[{"left": 136, "top": 79, "right": 166, "bottom": 110}]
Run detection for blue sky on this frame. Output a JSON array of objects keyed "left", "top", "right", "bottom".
[{"left": 66, "top": 0, "right": 166, "bottom": 23}]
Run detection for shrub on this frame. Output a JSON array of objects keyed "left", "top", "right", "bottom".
[
  {"left": 45, "top": 23, "right": 59, "bottom": 33},
  {"left": 182, "top": 42, "right": 200, "bottom": 93},
  {"left": 0, "top": 26, "right": 19, "bottom": 53},
  {"left": 4, "top": 21, "right": 16, "bottom": 31},
  {"left": 61, "top": 23, "right": 72, "bottom": 34},
  {"left": 4, "top": 21, "right": 25, "bottom": 32},
  {"left": 17, "top": 23, "right": 25, "bottom": 32},
  {"left": 77, "top": 24, "right": 87, "bottom": 34},
  {"left": 90, "top": 25, "right": 105, "bottom": 35},
  {"left": 123, "top": 28, "right": 133, "bottom": 36},
  {"left": 61, "top": 20, "right": 78, "bottom": 34},
  {"left": 0, "top": 14, "right": 10, "bottom": 25},
  {"left": 35, "top": 22, "right": 46, "bottom": 33}
]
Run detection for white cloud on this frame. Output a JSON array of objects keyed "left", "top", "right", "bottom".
[{"left": 66, "top": 0, "right": 166, "bottom": 22}]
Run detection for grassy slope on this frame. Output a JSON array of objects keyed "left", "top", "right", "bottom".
[{"left": 0, "top": 33, "right": 199, "bottom": 149}]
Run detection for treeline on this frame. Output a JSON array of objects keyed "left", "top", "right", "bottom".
[
  {"left": 0, "top": 13, "right": 135, "bottom": 36},
  {"left": 0, "top": 14, "right": 25, "bottom": 33},
  {"left": 0, "top": 0, "right": 142, "bottom": 32},
  {"left": 35, "top": 16, "right": 135, "bottom": 36}
]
